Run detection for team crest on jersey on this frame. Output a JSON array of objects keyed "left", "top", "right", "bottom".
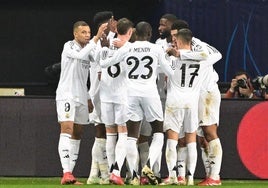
[{"left": 65, "top": 113, "right": 70, "bottom": 118}]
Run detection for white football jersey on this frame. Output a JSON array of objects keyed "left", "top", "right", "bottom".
[
  {"left": 192, "top": 37, "right": 221, "bottom": 91},
  {"left": 166, "top": 49, "right": 221, "bottom": 109},
  {"left": 99, "top": 39, "right": 128, "bottom": 104},
  {"left": 100, "top": 40, "right": 174, "bottom": 97},
  {"left": 155, "top": 38, "right": 172, "bottom": 51},
  {"left": 180, "top": 37, "right": 220, "bottom": 91},
  {"left": 88, "top": 31, "right": 116, "bottom": 99},
  {"left": 56, "top": 39, "right": 96, "bottom": 105}
]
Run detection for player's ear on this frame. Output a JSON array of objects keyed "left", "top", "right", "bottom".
[{"left": 128, "top": 28, "right": 133, "bottom": 37}]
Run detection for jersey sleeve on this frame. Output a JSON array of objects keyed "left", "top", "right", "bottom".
[
  {"left": 99, "top": 43, "right": 129, "bottom": 68},
  {"left": 63, "top": 40, "right": 97, "bottom": 62},
  {"left": 180, "top": 37, "right": 221, "bottom": 62},
  {"left": 200, "top": 50, "right": 222, "bottom": 66},
  {"left": 179, "top": 50, "right": 208, "bottom": 61},
  {"left": 157, "top": 47, "right": 174, "bottom": 76}
]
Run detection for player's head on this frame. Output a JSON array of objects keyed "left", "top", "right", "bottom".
[
  {"left": 170, "top": 19, "right": 189, "bottom": 46},
  {"left": 116, "top": 18, "right": 134, "bottom": 42},
  {"left": 174, "top": 28, "right": 192, "bottom": 49},
  {"left": 93, "top": 11, "right": 113, "bottom": 27},
  {"left": 135, "top": 21, "right": 152, "bottom": 41},
  {"left": 93, "top": 11, "right": 114, "bottom": 34},
  {"left": 73, "top": 21, "right": 91, "bottom": 47},
  {"left": 158, "top": 13, "right": 177, "bottom": 39},
  {"left": 117, "top": 18, "right": 134, "bottom": 35}
]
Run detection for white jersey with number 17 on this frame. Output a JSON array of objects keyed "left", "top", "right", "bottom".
[{"left": 166, "top": 49, "right": 222, "bottom": 109}]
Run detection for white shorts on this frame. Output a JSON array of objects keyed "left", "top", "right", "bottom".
[
  {"left": 139, "top": 119, "right": 152, "bottom": 137},
  {"left": 198, "top": 88, "right": 221, "bottom": 126},
  {"left": 56, "top": 99, "right": 89, "bottom": 125},
  {"left": 164, "top": 108, "right": 198, "bottom": 134},
  {"left": 101, "top": 102, "right": 129, "bottom": 125},
  {"left": 128, "top": 96, "right": 163, "bottom": 122}
]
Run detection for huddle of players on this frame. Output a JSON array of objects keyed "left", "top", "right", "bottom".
[{"left": 86, "top": 12, "right": 223, "bottom": 186}]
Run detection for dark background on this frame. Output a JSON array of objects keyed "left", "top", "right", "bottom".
[{"left": 1, "top": 0, "right": 268, "bottom": 95}]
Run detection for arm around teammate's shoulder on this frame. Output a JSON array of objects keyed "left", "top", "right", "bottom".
[
  {"left": 158, "top": 49, "right": 174, "bottom": 77},
  {"left": 99, "top": 43, "right": 130, "bottom": 68}
]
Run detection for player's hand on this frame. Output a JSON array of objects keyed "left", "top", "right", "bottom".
[
  {"left": 113, "top": 38, "right": 125, "bottom": 48},
  {"left": 88, "top": 99, "right": 94, "bottom": 113},
  {"left": 94, "top": 23, "right": 108, "bottom": 43},
  {"left": 98, "top": 72, "right": 102, "bottom": 81},
  {"left": 166, "top": 47, "right": 179, "bottom": 57},
  {"left": 100, "top": 34, "right": 110, "bottom": 48}
]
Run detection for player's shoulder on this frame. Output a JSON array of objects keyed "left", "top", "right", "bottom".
[
  {"left": 64, "top": 40, "right": 78, "bottom": 50},
  {"left": 191, "top": 37, "right": 207, "bottom": 52},
  {"left": 155, "top": 38, "right": 166, "bottom": 44}
]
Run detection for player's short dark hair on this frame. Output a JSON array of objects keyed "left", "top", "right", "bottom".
[
  {"left": 73, "top": 21, "right": 88, "bottom": 31},
  {"left": 176, "top": 28, "right": 192, "bottom": 44},
  {"left": 93, "top": 11, "right": 113, "bottom": 27},
  {"left": 135, "top": 21, "right": 152, "bottom": 39},
  {"left": 116, "top": 18, "right": 134, "bottom": 35},
  {"left": 171, "top": 19, "right": 189, "bottom": 31},
  {"left": 161, "top": 13, "right": 177, "bottom": 23}
]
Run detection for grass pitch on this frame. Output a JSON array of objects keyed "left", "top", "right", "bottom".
[{"left": 0, "top": 177, "right": 268, "bottom": 187}]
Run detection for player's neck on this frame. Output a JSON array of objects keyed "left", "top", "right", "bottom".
[{"left": 118, "top": 34, "right": 128, "bottom": 42}]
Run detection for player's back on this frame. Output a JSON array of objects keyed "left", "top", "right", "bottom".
[
  {"left": 166, "top": 57, "right": 207, "bottom": 109},
  {"left": 124, "top": 40, "right": 164, "bottom": 97},
  {"left": 99, "top": 39, "right": 128, "bottom": 103}
]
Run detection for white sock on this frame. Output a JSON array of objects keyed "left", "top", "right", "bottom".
[
  {"left": 148, "top": 133, "right": 164, "bottom": 168},
  {"left": 58, "top": 133, "right": 71, "bottom": 173},
  {"left": 201, "top": 147, "right": 210, "bottom": 177},
  {"left": 97, "top": 138, "right": 109, "bottom": 179},
  {"left": 177, "top": 146, "right": 187, "bottom": 178},
  {"left": 165, "top": 139, "right": 178, "bottom": 178},
  {"left": 153, "top": 153, "right": 162, "bottom": 178},
  {"left": 88, "top": 137, "right": 102, "bottom": 178},
  {"left": 187, "top": 142, "right": 197, "bottom": 177},
  {"left": 208, "top": 138, "right": 222, "bottom": 180},
  {"left": 113, "top": 132, "right": 127, "bottom": 176},
  {"left": 88, "top": 158, "right": 99, "bottom": 178},
  {"left": 106, "top": 133, "right": 117, "bottom": 172},
  {"left": 69, "top": 138, "right": 81, "bottom": 172},
  {"left": 138, "top": 142, "right": 149, "bottom": 168},
  {"left": 126, "top": 137, "right": 138, "bottom": 178}
]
